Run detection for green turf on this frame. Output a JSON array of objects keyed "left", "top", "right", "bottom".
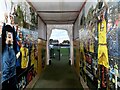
[{"left": 33, "top": 49, "right": 83, "bottom": 89}]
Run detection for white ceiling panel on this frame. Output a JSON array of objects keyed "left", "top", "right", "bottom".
[
  {"left": 28, "top": 0, "right": 86, "bottom": 2},
  {"left": 39, "top": 13, "right": 78, "bottom": 20},
  {"left": 60, "top": 2, "right": 83, "bottom": 11},
  {"left": 31, "top": 2, "right": 61, "bottom": 11},
  {"left": 30, "top": 0, "right": 86, "bottom": 24},
  {"left": 31, "top": 2, "right": 83, "bottom": 11}
]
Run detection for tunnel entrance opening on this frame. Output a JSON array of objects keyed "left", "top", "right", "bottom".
[{"left": 49, "top": 29, "right": 70, "bottom": 65}]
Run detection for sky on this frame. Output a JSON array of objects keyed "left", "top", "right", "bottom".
[{"left": 50, "top": 29, "right": 70, "bottom": 43}]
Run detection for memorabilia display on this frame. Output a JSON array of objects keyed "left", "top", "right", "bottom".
[
  {"left": 16, "top": 28, "right": 38, "bottom": 89},
  {"left": 1, "top": 1, "right": 39, "bottom": 90},
  {"left": 1, "top": 0, "right": 120, "bottom": 90},
  {"left": 78, "top": 1, "right": 120, "bottom": 89}
]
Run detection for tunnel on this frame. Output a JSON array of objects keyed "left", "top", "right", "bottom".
[{"left": 0, "top": 0, "right": 120, "bottom": 90}]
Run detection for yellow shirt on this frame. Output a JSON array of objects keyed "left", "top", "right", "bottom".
[
  {"left": 89, "top": 39, "right": 94, "bottom": 53},
  {"left": 80, "top": 41, "right": 84, "bottom": 52},
  {"left": 20, "top": 47, "right": 29, "bottom": 69},
  {"left": 98, "top": 19, "right": 107, "bottom": 44},
  {"left": 98, "top": 45, "right": 109, "bottom": 68},
  {"left": 89, "top": 27, "right": 95, "bottom": 53},
  {"left": 98, "top": 19, "right": 109, "bottom": 68},
  {"left": 34, "top": 59, "right": 37, "bottom": 72}
]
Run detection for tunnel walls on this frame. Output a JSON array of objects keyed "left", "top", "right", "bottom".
[
  {"left": 37, "top": 14, "right": 47, "bottom": 73},
  {"left": 73, "top": 1, "right": 85, "bottom": 77},
  {"left": 73, "top": 0, "right": 120, "bottom": 89},
  {"left": 73, "top": 0, "right": 98, "bottom": 89},
  {"left": 0, "top": 0, "right": 47, "bottom": 89}
]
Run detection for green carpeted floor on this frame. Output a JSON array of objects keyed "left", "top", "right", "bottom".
[{"left": 33, "top": 50, "right": 83, "bottom": 89}]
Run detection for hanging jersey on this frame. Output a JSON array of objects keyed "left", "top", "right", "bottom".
[
  {"left": 80, "top": 41, "right": 84, "bottom": 52},
  {"left": 20, "top": 47, "right": 29, "bottom": 69},
  {"left": 98, "top": 19, "right": 109, "bottom": 68},
  {"left": 98, "top": 19, "right": 107, "bottom": 44},
  {"left": 90, "top": 27, "right": 95, "bottom": 53},
  {"left": 16, "top": 41, "right": 21, "bottom": 67},
  {"left": 85, "top": 40, "right": 88, "bottom": 52},
  {"left": 98, "top": 45, "right": 109, "bottom": 68},
  {"left": 34, "top": 58, "right": 37, "bottom": 72},
  {"left": 89, "top": 39, "right": 94, "bottom": 53},
  {"left": 31, "top": 45, "right": 35, "bottom": 66},
  {"left": 80, "top": 41, "right": 86, "bottom": 62}
]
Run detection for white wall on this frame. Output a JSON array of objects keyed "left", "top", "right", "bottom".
[
  {"left": 73, "top": 8, "right": 83, "bottom": 39},
  {"left": 38, "top": 17, "right": 47, "bottom": 40}
]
